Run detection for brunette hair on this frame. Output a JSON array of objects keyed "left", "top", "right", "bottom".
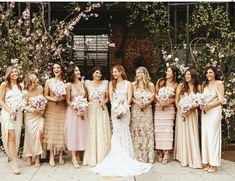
[
  {"left": 203, "top": 66, "right": 221, "bottom": 88},
  {"left": 111, "top": 65, "right": 127, "bottom": 92},
  {"left": 66, "top": 64, "right": 80, "bottom": 83},
  {"left": 158, "top": 66, "right": 178, "bottom": 88},
  {"left": 180, "top": 68, "right": 199, "bottom": 95},
  {"left": 51, "top": 62, "right": 66, "bottom": 81},
  {"left": 91, "top": 65, "right": 105, "bottom": 80}
]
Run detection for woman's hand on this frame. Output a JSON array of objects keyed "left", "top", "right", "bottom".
[{"left": 200, "top": 104, "right": 211, "bottom": 111}]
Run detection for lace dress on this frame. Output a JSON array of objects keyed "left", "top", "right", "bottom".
[
  {"left": 201, "top": 86, "right": 225, "bottom": 166},
  {"left": 131, "top": 89, "right": 154, "bottom": 163},
  {"left": 83, "top": 80, "right": 111, "bottom": 166},
  {"left": 91, "top": 80, "right": 152, "bottom": 177},
  {"left": 0, "top": 85, "right": 23, "bottom": 157}
]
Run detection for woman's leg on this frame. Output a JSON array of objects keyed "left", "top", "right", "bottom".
[
  {"left": 49, "top": 145, "right": 55, "bottom": 167},
  {"left": 8, "top": 130, "right": 20, "bottom": 174}
]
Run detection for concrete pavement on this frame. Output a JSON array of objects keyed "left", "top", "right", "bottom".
[{"left": 0, "top": 151, "right": 235, "bottom": 181}]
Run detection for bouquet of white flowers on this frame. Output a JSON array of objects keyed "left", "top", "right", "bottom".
[
  {"left": 8, "top": 94, "right": 25, "bottom": 121},
  {"left": 71, "top": 95, "right": 89, "bottom": 119},
  {"left": 30, "top": 95, "right": 47, "bottom": 111},
  {"left": 52, "top": 81, "right": 66, "bottom": 97},
  {"left": 157, "top": 87, "right": 174, "bottom": 110},
  {"left": 90, "top": 88, "right": 105, "bottom": 110},
  {"left": 112, "top": 98, "right": 127, "bottom": 119},
  {"left": 135, "top": 91, "right": 153, "bottom": 111},
  {"left": 193, "top": 92, "right": 211, "bottom": 106},
  {"left": 179, "top": 93, "right": 196, "bottom": 115},
  {"left": 157, "top": 87, "right": 175, "bottom": 101}
]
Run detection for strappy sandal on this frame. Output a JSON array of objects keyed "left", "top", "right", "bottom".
[{"left": 162, "top": 152, "right": 170, "bottom": 164}]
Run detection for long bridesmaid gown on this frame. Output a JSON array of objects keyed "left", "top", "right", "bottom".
[
  {"left": 83, "top": 80, "right": 111, "bottom": 166},
  {"left": 201, "top": 86, "right": 224, "bottom": 166},
  {"left": 174, "top": 92, "right": 202, "bottom": 168}
]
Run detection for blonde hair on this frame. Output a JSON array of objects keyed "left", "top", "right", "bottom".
[
  {"left": 134, "top": 66, "right": 151, "bottom": 90},
  {"left": 111, "top": 65, "right": 127, "bottom": 92},
  {"left": 4, "top": 65, "right": 22, "bottom": 90},
  {"left": 24, "top": 73, "right": 37, "bottom": 90}
]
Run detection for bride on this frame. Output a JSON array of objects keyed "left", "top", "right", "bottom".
[{"left": 91, "top": 65, "right": 152, "bottom": 177}]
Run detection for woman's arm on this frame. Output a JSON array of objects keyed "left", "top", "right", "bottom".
[
  {"left": 103, "top": 81, "right": 109, "bottom": 104},
  {"left": 109, "top": 81, "right": 113, "bottom": 103},
  {"left": 0, "top": 82, "right": 12, "bottom": 113},
  {"left": 127, "top": 81, "right": 132, "bottom": 105},
  {"left": 131, "top": 82, "right": 141, "bottom": 106},
  {"left": 201, "top": 81, "right": 225, "bottom": 111},
  {"left": 44, "top": 79, "right": 56, "bottom": 102},
  {"left": 66, "top": 83, "right": 72, "bottom": 106},
  {"left": 175, "top": 83, "right": 182, "bottom": 111}
]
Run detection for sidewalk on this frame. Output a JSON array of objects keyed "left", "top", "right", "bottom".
[{"left": 0, "top": 151, "right": 235, "bottom": 181}]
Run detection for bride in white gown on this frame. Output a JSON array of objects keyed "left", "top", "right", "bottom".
[{"left": 91, "top": 65, "right": 152, "bottom": 177}]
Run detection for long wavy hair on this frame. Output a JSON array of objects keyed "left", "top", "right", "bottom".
[
  {"left": 4, "top": 65, "right": 22, "bottom": 90},
  {"left": 134, "top": 66, "right": 151, "bottom": 90},
  {"left": 180, "top": 68, "right": 199, "bottom": 95},
  {"left": 203, "top": 66, "right": 221, "bottom": 88},
  {"left": 51, "top": 62, "right": 66, "bottom": 81},
  {"left": 66, "top": 64, "right": 79, "bottom": 83},
  {"left": 111, "top": 65, "right": 127, "bottom": 92},
  {"left": 158, "top": 66, "right": 178, "bottom": 88}
]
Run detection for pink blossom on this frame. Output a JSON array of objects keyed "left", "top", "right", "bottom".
[
  {"left": 68, "top": 24, "right": 74, "bottom": 31},
  {"left": 17, "top": 18, "right": 23, "bottom": 27},
  {"left": 63, "top": 29, "right": 70, "bottom": 37},
  {"left": 54, "top": 48, "right": 62, "bottom": 56},
  {"left": 36, "top": 44, "right": 41, "bottom": 50},
  {"left": 9, "top": 3, "right": 15, "bottom": 9},
  {"left": 0, "top": 15, "right": 6, "bottom": 21},
  {"left": 11, "top": 58, "right": 19, "bottom": 65},
  {"left": 108, "top": 42, "right": 115, "bottom": 47},
  {"left": 32, "top": 18, "right": 35, "bottom": 23},
  {"left": 94, "top": 13, "right": 99, "bottom": 17},
  {"left": 22, "top": 8, "right": 30, "bottom": 20},
  {"left": 26, "top": 37, "right": 31, "bottom": 41}
]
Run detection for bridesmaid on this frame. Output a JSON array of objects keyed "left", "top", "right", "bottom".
[
  {"left": 0, "top": 66, "right": 23, "bottom": 174},
  {"left": 173, "top": 68, "right": 202, "bottom": 168},
  {"left": 83, "top": 66, "right": 111, "bottom": 166},
  {"left": 64, "top": 65, "right": 88, "bottom": 168},
  {"left": 154, "top": 66, "right": 178, "bottom": 164},
  {"left": 23, "top": 74, "right": 44, "bottom": 167},
  {"left": 200, "top": 66, "right": 225, "bottom": 173},
  {"left": 44, "top": 62, "right": 67, "bottom": 166},
  {"left": 131, "top": 66, "right": 155, "bottom": 163}
]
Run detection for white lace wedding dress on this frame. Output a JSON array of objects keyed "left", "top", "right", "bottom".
[{"left": 91, "top": 80, "right": 152, "bottom": 177}]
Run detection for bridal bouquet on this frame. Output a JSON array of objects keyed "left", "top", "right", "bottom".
[
  {"left": 71, "top": 95, "right": 89, "bottom": 119},
  {"left": 193, "top": 92, "right": 212, "bottom": 114},
  {"left": 135, "top": 91, "right": 153, "bottom": 111},
  {"left": 193, "top": 92, "right": 211, "bottom": 106},
  {"left": 30, "top": 95, "right": 48, "bottom": 111},
  {"left": 52, "top": 81, "right": 66, "bottom": 97},
  {"left": 157, "top": 87, "right": 175, "bottom": 101},
  {"left": 179, "top": 93, "right": 196, "bottom": 115},
  {"left": 8, "top": 95, "right": 25, "bottom": 121},
  {"left": 112, "top": 98, "right": 127, "bottom": 119},
  {"left": 90, "top": 88, "right": 105, "bottom": 110},
  {"left": 157, "top": 87, "right": 174, "bottom": 110}
]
